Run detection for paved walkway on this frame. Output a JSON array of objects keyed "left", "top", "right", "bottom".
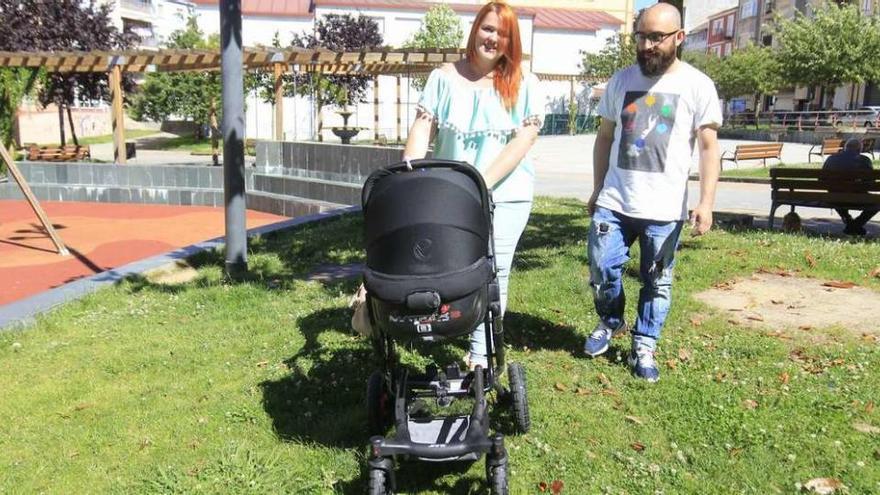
[
  {"left": 531, "top": 135, "right": 879, "bottom": 236},
  {"left": 0, "top": 201, "right": 285, "bottom": 306}
]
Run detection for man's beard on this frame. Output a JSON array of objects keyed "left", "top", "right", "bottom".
[{"left": 637, "top": 47, "right": 676, "bottom": 77}]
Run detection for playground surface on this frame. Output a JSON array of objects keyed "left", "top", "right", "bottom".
[{"left": 0, "top": 200, "right": 286, "bottom": 306}]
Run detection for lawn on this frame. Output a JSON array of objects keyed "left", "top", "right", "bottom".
[
  {"left": 719, "top": 160, "right": 880, "bottom": 180},
  {"left": 1, "top": 197, "right": 879, "bottom": 494},
  {"left": 40, "top": 129, "right": 161, "bottom": 147}
]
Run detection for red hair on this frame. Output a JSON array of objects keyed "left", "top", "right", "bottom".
[{"left": 466, "top": 1, "right": 523, "bottom": 110}]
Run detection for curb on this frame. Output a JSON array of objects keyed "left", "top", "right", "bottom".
[{"left": 0, "top": 206, "right": 360, "bottom": 332}]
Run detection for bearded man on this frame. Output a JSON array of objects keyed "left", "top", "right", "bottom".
[{"left": 583, "top": 3, "right": 722, "bottom": 382}]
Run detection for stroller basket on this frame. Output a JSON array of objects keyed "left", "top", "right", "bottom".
[{"left": 362, "top": 160, "right": 495, "bottom": 341}]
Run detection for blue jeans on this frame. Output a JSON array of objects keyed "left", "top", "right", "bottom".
[
  {"left": 469, "top": 201, "right": 532, "bottom": 359},
  {"left": 588, "top": 207, "right": 684, "bottom": 350}
]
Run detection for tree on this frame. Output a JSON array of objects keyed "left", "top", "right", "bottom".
[
  {"left": 289, "top": 14, "right": 383, "bottom": 107},
  {"left": 580, "top": 33, "right": 636, "bottom": 82},
  {"left": 0, "top": 0, "right": 135, "bottom": 146},
  {"left": 129, "top": 18, "right": 222, "bottom": 140},
  {"left": 403, "top": 5, "right": 464, "bottom": 90},
  {"left": 775, "top": 3, "right": 880, "bottom": 109}
]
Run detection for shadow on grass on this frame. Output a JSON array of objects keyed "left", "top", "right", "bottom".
[
  {"left": 514, "top": 199, "right": 587, "bottom": 272},
  {"left": 503, "top": 311, "right": 582, "bottom": 357}
]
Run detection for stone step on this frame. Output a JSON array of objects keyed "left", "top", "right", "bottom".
[{"left": 252, "top": 173, "right": 361, "bottom": 206}]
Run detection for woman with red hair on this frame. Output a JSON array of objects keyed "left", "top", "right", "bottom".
[{"left": 404, "top": 1, "right": 543, "bottom": 370}]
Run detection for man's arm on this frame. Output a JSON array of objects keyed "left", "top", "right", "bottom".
[
  {"left": 588, "top": 118, "right": 616, "bottom": 215},
  {"left": 691, "top": 125, "right": 720, "bottom": 235}
]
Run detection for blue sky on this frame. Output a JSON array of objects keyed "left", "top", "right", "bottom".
[{"left": 635, "top": 0, "right": 657, "bottom": 10}]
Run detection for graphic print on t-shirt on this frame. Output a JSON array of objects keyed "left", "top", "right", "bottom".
[{"left": 617, "top": 91, "right": 679, "bottom": 173}]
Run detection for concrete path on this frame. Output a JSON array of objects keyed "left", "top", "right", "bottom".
[{"left": 530, "top": 134, "right": 879, "bottom": 236}]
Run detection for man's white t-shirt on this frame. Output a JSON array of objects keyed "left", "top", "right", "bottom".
[{"left": 595, "top": 62, "right": 722, "bottom": 221}]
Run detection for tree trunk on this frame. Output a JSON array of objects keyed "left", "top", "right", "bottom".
[
  {"left": 753, "top": 94, "right": 761, "bottom": 130},
  {"left": 66, "top": 105, "right": 79, "bottom": 146},
  {"left": 57, "top": 104, "right": 66, "bottom": 146},
  {"left": 210, "top": 100, "right": 219, "bottom": 167}
]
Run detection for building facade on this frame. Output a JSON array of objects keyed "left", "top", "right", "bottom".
[{"left": 707, "top": 7, "right": 737, "bottom": 57}]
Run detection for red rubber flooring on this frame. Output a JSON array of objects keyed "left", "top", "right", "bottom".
[{"left": 0, "top": 200, "right": 287, "bottom": 306}]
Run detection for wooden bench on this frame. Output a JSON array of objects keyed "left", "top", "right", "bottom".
[
  {"left": 26, "top": 144, "right": 91, "bottom": 162},
  {"left": 720, "top": 142, "right": 783, "bottom": 169},
  {"left": 807, "top": 138, "right": 843, "bottom": 163},
  {"left": 769, "top": 168, "right": 880, "bottom": 229}
]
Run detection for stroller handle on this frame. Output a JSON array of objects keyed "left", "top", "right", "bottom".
[{"left": 361, "top": 158, "right": 491, "bottom": 211}]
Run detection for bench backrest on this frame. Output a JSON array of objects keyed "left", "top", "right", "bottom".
[
  {"left": 820, "top": 138, "right": 843, "bottom": 154},
  {"left": 734, "top": 143, "right": 783, "bottom": 159},
  {"left": 26, "top": 145, "right": 90, "bottom": 162},
  {"left": 770, "top": 168, "right": 880, "bottom": 202}
]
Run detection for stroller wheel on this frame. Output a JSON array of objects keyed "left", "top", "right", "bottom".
[
  {"left": 507, "top": 363, "right": 530, "bottom": 434},
  {"left": 368, "top": 465, "right": 393, "bottom": 495},
  {"left": 486, "top": 456, "right": 509, "bottom": 495},
  {"left": 367, "top": 371, "right": 391, "bottom": 435}
]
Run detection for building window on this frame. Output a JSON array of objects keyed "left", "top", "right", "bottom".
[
  {"left": 762, "top": 35, "right": 773, "bottom": 47},
  {"left": 711, "top": 19, "right": 724, "bottom": 36},
  {"left": 740, "top": 0, "right": 757, "bottom": 18},
  {"left": 725, "top": 15, "right": 735, "bottom": 38},
  {"left": 725, "top": 42, "right": 732, "bottom": 55}
]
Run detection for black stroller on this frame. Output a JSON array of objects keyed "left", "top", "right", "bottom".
[{"left": 360, "top": 159, "right": 530, "bottom": 495}]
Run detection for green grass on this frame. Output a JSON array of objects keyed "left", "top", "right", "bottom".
[
  {"left": 720, "top": 160, "right": 880, "bottom": 179},
  {"left": 38, "top": 129, "right": 161, "bottom": 148},
  {"left": 2, "top": 198, "right": 880, "bottom": 494}
]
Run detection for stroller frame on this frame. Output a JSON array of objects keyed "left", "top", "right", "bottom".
[{"left": 362, "top": 160, "right": 529, "bottom": 495}]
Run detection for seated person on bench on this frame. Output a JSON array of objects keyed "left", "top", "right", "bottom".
[{"left": 822, "top": 138, "right": 878, "bottom": 235}]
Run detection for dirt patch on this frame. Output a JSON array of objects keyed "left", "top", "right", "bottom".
[
  {"left": 144, "top": 260, "right": 199, "bottom": 285},
  {"left": 694, "top": 273, "right": 880, "bottom": 336}
]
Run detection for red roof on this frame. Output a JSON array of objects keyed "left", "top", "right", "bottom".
[
  {"left": 191, "top": 0, "right": 623, "bottom": 31},
  {"left": 531, "top": 9, "right": 621, "bottom": 31},
  {"left": 313, "top": 0, "right": 623, "bottom": 31},
  {"left": 191, "top": 0, "right": 313, "bottom": 18}
]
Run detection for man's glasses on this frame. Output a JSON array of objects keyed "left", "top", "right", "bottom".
[{"left": 632, "top": 30, "right": 680, "bottom": 45}]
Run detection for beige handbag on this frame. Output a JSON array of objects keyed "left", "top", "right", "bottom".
[{"left": 349, "top": 283, "right": 372, "bottom": 336}]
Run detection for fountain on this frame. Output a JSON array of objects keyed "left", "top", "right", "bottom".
[{"left": 330, "top": 109, "right": 363, "bottom": 144}]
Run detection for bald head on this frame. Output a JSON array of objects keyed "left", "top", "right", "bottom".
[
  {"left": 844, "top": 138, "right": 862, "bottom": 152},
  {"left": 638, "top": 3, "right": 682, "bottom": 33}
]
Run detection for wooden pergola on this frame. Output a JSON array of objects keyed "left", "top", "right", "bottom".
[
  {"left": 0, "top": 48, "right": 596, "bottom": 157},
  {"left": 0, "top": 47, "right": 473, "bottom": 160}
]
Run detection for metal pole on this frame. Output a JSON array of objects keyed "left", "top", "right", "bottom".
[{"left": 220, "top": 0, "right": 247, "bottom": 278}]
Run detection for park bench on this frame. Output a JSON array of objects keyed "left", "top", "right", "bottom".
[
  {"left": 720, "top": 142, "right": 783, "bottom": 169},
  {"left": 769, "top": 168, "right": 880, "bottom": 229},
  {"left": 26, "top": 144, "right": 91, "bottom": 162},
  {"left": 807, "top": 138, "right": 843, "bottom": 163}
]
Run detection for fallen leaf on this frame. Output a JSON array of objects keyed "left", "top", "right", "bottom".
[
  {"left": 804, "top": 251, "right": 817, "bottom": 268},
  {"left": 803, "top": 477, "right": 844, "bottom": 494},
  {"left": 742, "top": 399, "right": 759, "bottom": 410},
  {"left": 625, "top": 415, "right": 644, "bottom": 426},
  {"left": 822, "top": 280, "right": 857, "bottom": 289},
  {"left": 746, "top": 314, "right": 765, "bottom": 322},
  {"left": 853, "top": 422, "right": 880, "bottom": 434},
  {"left": 551, "top": 479, "right": 564, "bottom": 494},
  {"left": 256, "top": 361, "right": 269, "bottom": 368},
  {"left": 799, "top": 325, "right": 813, "bottom": 331},
  {"left": 771, "top": 299, "right": 784, "bottom": 305},
  {"left": 678, "top": 348, "right": 692, "bottom": 362},
  {"left": 538, "top": 481, "right": 548, "bottom": 492},
  {"left": 597, "top": 373, "right": 611, "bottom": 387},
  {"left": 862, "top": 333, "right": 878, "bottom": 343},
  {"left": 74, "top": 403, "right": 94, "bottom": 411},
  {"left": 727, "top": 319, "right": 740, "bottom": 326},
  {"left": 728, "top": 447, "right": 742, "bottom": 457},
  {"left": 714, "top": 372, "right": 727, "bottom": 382},
  {"left": 779, "top": 372, "right": 790, "bottom": 385},
  {"left": 574, "top": 387, "right": 591, "bottom": 396},
  {"left": 630, "top": 442, "right": 646, "bottom": 452},
  {"left": 689, "top": 315, "right": 704, "bottom": 326},
  {"left": 666, "top": 359, "right": 678, "bottom": 370},
  {"left": 869, "top": 267, "right": 880, "bottom": 278},
  {"left": 866, "top": 401, "right": 875, "bottom": 414},
  {"left": 554, "top": 382, "right": 568, "bottom": 392}
]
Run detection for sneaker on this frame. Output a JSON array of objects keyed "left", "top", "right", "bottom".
[
  {"left": 583, "top": 321, "right": 628, "bottom": 357},
  {"left": 628, "top": 345, "right": 659, "bottom": 382}
]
